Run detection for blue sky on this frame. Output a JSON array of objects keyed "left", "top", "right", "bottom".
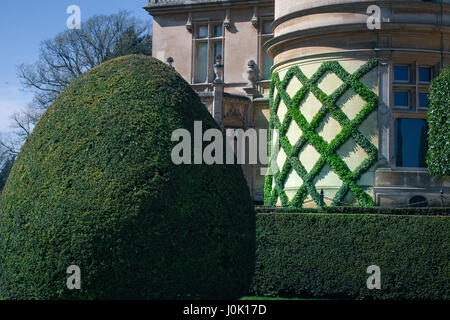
[{"left": 0, "top": 0, "right": 153, "bottom": 135}]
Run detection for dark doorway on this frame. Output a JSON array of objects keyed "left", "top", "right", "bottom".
[{"left": 409, "top": 196, "right": 428, "bottom": 207}]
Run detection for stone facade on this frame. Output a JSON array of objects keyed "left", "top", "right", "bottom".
[
  {"left": 267, "top": 58, "right": 379, "bottom": 207},
  {"left": 145, "top": 0, "right": 274, "bottom": 202},
  {"left": 146, "top": 0, "right": 450, "bottom": 207},
  {"left": 265, "top": 0, "right": 450, "bottom": 207}
]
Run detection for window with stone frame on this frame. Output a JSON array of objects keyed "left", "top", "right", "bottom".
[
  {"left": 393, "top": 117, "right": 428, "bottom": 168},
  {"left": 193, "top": 23, "right": 224, "bottom": 83},
  {"left": 391, "top": 61, "right": 437, "bottom": 168},
  {"left": 259, "top": 19, "right": 274, "bottom": 80}
]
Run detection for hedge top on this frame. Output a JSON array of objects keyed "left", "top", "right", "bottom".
[{"left": 255, "top": 206, "right": 450, "bottom": 216}]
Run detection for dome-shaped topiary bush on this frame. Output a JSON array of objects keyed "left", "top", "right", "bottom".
[{"left": 0, "top": 55, "right": 255, "bottom": 300}]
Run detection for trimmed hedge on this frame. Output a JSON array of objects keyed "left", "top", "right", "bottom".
[
  {"left": 0, "top": 55, "right": 255, "bottom": 300},
  {"left": 256, "top": 206, "right": 450, "bottom": 216},
  {"left": 252, "top": 213, "right": 450, "bottom": 300},
  {"left": 427, "top": 66, "right": 450, "bottom": 177}
]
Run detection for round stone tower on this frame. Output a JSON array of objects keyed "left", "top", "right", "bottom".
[{"left": 264, "top": 0, "right": 450, "bottom": 207}]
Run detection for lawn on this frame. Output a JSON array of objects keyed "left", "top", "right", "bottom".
[{"left": 241, "top": 296, "right": 323, "bottom": 300}]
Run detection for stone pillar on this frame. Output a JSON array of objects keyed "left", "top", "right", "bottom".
[
  {"left": 212, "top": 55, "right": 224, "bottom": 127},
  {"left": 377, "top": 53, "right": 392, "bottom": 167},
  {"left": 243, "top": 60, "right": 259, "bottom": 200},
  {"left": 265, "top": 0, "right": 381, "bottom": 208},
  {"left": 212, "top": 85, "right": 224, "bottom": 127}
]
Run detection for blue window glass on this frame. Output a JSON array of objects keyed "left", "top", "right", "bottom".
[
  {"left": 196, "top": 42, "right": 208, "bottom": 82},
  {"left": 263, "top": 21, "right": 272, "bottom": 34},
  {"left": 394, "top": 66, "right": 410, "bottom": 82},
  {"left": 213, "top": 42, "right": 223, "bottom": 80},
  {"left": 394, "top": 91, "right": 409, "bottom": 107},
  {"left": 213, "top": 42, "right": 222, "bottom": 61},
  {"left": 197, "top": 25, "right": 208, "bottom": 39},
  {"left": 263, "top": 52, "right": 273, "bottom": 80},
  {"left": 419, "top": 67, "right": 431, "bottom": 82},
  {"left": 394, "top": 118, "right": 428, "bottom": 168},
  {"left": 419, "top": 92, "right": 429, "bottom": 108},
  {"left": 212, "top": 24, "right": 222, "bottom": 37}
]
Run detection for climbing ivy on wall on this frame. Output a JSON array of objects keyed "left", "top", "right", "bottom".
[
  {"left": 265, "top": 58, "right": 379, "bottom": 208},
  {"left": 426, "top": 66, "right": 450, "bottom": 177}
]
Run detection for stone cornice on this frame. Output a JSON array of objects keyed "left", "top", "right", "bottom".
[
  {"left": 269, "top": 48, "right": 450, "bottom": 74},
  {"left": 144, "top": 0, "right": 274, "bottom": 15},
  {"left": 273, "top": 1, "right": 450, "bottom": 31},
  {"left": 266, "top": 22, "right": 450, "bottom": 59}
]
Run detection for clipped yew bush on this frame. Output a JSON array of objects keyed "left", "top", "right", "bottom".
[
  {"left": 427, "top": 66, "right": 450, "bottom": 177},
  {"left": 253, "top": 213, "right": 450, "bottom": 300},
  {"left": 0, "top": 55, "right": 255, "bottom": 300}
]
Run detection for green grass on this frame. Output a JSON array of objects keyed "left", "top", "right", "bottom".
[{"left": 241, "top": 296, "right": 324, "bottom": 300}]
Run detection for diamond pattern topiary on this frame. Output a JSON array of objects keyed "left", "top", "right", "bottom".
[{"left": 265, "top": 58, "right": 379, "bottom": 208}]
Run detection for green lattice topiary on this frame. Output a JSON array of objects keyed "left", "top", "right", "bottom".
[{"left": 265, "top": 58, "right": 379, "bottom": 208}]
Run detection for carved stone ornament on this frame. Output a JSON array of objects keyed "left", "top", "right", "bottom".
[
  {"left": 213, "top": 55, "right": 224, "bottom": 83},
  {"left": 251, "top": 7, "right": 258, "bottom": 28},
  {"left": 186, "top": 13, "right": 193, "bottom": 33},
  {"left": 224, "top": 9, "right": 231, "bottom": 30},
  {"left": 166, "top": 57, "right": 174, "bottom": 67},
  {"left": 246, "top": 60, "right": 257, "bottom": 88}
]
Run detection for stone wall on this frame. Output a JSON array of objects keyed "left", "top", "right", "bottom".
[
  {"left": 266, "top": 57, "right": 379, "bottom": 207},
  {"left": 266, "top": 0, "right": 450, "bottom": 207}
]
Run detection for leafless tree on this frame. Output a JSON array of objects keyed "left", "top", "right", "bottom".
[
  {"left": 0, "top": 106, "right": 42, "bottom": 160},
  {"left": 0, "top": 11, "right": 152, "bottom": 181},
  {"left": 17, "top": 10, "right": 152, "bottom": 110}
]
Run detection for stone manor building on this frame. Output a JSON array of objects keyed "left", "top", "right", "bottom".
[{"left": 145, "top": 0, "right": 450, "bottom": 207}]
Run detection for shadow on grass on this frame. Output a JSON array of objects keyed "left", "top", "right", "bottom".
[{"left": 240, "top": 296, "right": 329, "bottom": 301}]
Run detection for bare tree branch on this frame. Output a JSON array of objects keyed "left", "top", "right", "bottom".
[
  {"left": 3, "top": 11, "right": 152, "bottom": 173},
  {"left": 17, "top": 11, "right": 152, "bottom": 111}
]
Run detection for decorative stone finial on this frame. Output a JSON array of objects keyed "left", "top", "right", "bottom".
[
  {"left": 224, "top": 9, "right": 231, "bottom": 30},
  {"left": 213, "top": 55, "right": 224, "bottom": 83},
  {"left": 251, "top": 7, "right": 258, "bottom": 28},
  {"left": 246, "top": 60, "right": 257, "bottom": 88},
  {"left": 186, "top": 13, "right": 193, "bottom": 33}
]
